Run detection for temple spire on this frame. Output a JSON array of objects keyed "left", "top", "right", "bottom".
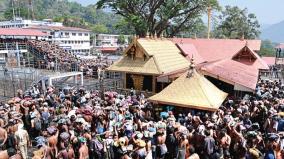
[{"left": 187, "top": 57, "right": 195, "bottom": 78}]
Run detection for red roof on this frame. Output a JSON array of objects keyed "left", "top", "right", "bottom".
[
  {"left": 262, "top": 56, "right": 275, "bottom": 66},
  {"left": 276, "top": 43, "right": 284, "bottom": 49},
  {"left": 176, "top": 43, "right": 205, "bottom": 64},
  {"left": 26, "top": 25, "right": 91, "bottom": 32},
  {"left": 100, "top": 47, "right": 118, "bottom": 53},
  {"left": 198, "top": 59, "right": 259, "bottom": 90},
  {"left": 232, "top": 46, "right": 269, "bottom": 70},
  {"left": 0, "top": 28, "right": 47, "bottom": 36},
  {"left": 172, "top": 38, "right": 261, "bottom": 62}
]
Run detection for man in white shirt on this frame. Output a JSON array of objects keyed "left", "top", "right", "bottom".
[{"left": 15, "top": 124, "right": 30, "bottom": 159}]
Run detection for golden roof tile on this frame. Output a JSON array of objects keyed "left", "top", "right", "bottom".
[
  {"left": 149, "top": 68, "right": 228, "bottom": 111},
  {"left": 107, "top": 57, "right": 160, "bottom": 75},
  {"left": 108, "top": 38, "right": 189, "bottom": 75}
]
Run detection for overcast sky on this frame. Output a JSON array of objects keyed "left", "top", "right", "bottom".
[{"left": 76, "top": 0, "right": 284, "bottom": 25}]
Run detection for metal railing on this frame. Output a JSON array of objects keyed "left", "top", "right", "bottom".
[{"left": 0, "top": 66, "right": 41, "bottom": 100}]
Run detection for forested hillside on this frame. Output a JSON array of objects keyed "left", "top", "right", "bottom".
[{"left": 0, "top": 0, "right": 134, "bottom": 34}]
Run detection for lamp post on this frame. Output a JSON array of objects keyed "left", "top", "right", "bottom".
[{"left": 97, "top": 53, "right": 105, "bottom": 98}]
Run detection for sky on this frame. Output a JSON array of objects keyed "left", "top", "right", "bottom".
[{"left": 76, "top": 0, "right": 284, "bottom": 25}]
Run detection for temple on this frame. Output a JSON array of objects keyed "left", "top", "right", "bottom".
[
  {"left": 174, "top": 38, "right": 269, "bottom": 94},
  {"left": 108, "top": 37, "right": 270, "bottom": 96},
  {"left": 107, "top": 36, "right": 189, "bottom": 93},
  {"left": 149, "top": 59, "right": 228, "bottom": 111}
]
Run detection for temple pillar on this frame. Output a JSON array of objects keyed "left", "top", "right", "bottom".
[
  {"left": 152, "top": 76, "right": 156, "bottom": 93},
  {"left": 123, "top": 73, "right": 126, "bottom": 89},
  {"left": 80, "top": 73, "right": 84, "bottom": 86},
  {"left": 48, "top": 78, "right": 52, "bottom": 86}
]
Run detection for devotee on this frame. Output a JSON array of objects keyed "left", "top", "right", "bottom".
[
  {"left": 15, "top": 124, "right": 30, "bottom": 159},
  {"left": 27, "top": 40, "right": 112, "bottom": 75},
  {"left": 0, "top": 77, "right": 284, "bottom": 159}
]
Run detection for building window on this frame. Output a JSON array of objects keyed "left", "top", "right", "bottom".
[
  {"left": 72, "top": 33, "right": 76, "bottom": 36},
  {"left": 78, "top": 33, "right": 82, "bottom": 36},
  {"left": 84, "top": 33, "right": 88, "bottom": 36},
  {"left": 65, "top": 32, "right": 69, "bottom": 36}
]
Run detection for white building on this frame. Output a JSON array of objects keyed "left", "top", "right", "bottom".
[
  {"left": 26, "top": 25, "right": 91, "bottom": 55},
  {"left": 95, "top": 34, "right": 120, "bottom": 47},
  {"left": 94, "top": 34, "right": 130, "bottom": 54},
  {"left": 0, "top": 18, "right": 63, "bottom": 28},
  {"left": 0, "top": 28, "right": 48, "bottom": 66},
  {"left": 0, "top": 18, "right": 91, "bottom": 55}
]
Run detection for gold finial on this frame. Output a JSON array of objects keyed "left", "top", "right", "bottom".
[
  {"left": 245, "top": 40, "right": 249, "bottom": 47},
  {"left": 187, "top": 57, "right": 195, "bottom": 78},
  {"left": 240, "top": 33, "right": 245, "bottom": 41},
  {"left": 154, "top": 31, "right": 157, "bottom": 39},
  {"left": 146, "top": 31, "right": 150, "bottom": 39},
  {"left": 133, "top": 34, "right": 138, "bottom": 47},
  {"left": 161, "top": 31, "right": 164, "bottom": 39},
  {"left": 190, "top": 56, "right": 195, "bottom": 68},
  {"left": 194, "top": 33, "right": 197, "bottom": 39}
]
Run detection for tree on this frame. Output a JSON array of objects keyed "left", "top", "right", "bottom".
[
  {"left": 97, "top": 0, "right": 219, "bottom": 37},
  {"left": 117, "top": 34, "right": 126, "bottom": 45},
  {"left": 213, "top": 6, "right": 260, "bottom": 39},
  {"left": 91, "top": 24, "right": 108, "bottom": 33},
  {"left": 176, "top": 18, "right": 207, "bottom": 38},
  {"left": 115, "top": 19, "right": 135, "bottom": 35},
  {"left": 259, "top": 40, "right": 276, "bottom": 57},
  {"left": 0, "top": 0, "right": 128, "bottom": 34}
]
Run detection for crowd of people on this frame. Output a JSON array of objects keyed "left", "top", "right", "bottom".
[
  {"left": 27, "top": 40, "right": 111, "bottom": 75},
  {"left": 0, "top": 78, "right": 283, "bottom": 159}
]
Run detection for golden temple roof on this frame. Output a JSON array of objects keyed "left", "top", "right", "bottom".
[
  {"left": 148, "top": 65, "right": 228, "bottom": 111},
  {"left": 107, "top": 57, "right": 160, "bottom": 75},
  {"left": 107, "top": 38, "right": 189, "bottom": 75}
]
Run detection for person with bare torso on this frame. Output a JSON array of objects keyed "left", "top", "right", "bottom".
[
  {"left": 78, "top": 137, "right": 89, "bottom": 159},
  {"left": 156, "top": 131, "right": 167, "bottom": 159},
  {"left": 0, "top": 127, "right": 7, "bottom": 150},
  {"left": 47, "top": 127, "right": 59, "bottom": 158}
]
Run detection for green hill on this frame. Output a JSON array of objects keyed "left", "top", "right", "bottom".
[
  {"left": 261, "top": 20, "right": 284, "bottom": 43},
  {"left": 0, "top": 0, "right": 134, "bottom": 34}
]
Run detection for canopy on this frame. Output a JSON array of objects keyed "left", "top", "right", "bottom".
[{"left": 149, "top": 60, "right": 228, "bottom": 111}]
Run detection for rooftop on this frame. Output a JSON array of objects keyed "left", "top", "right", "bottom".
[
  {"left": 149, "top": 64, "right": 228, "bottom": 111},
  {"left": 198, "top": 59, "right": 259, "bottom": 91},
  {"left": 173, "top": 38, "right": 261, "bottom": 62},
  {"left": 108, "top": 38, "right": 189, "bottom": 75},
  {"left": 262, "top": 56, "right": 275, "bottom": 66},
  {"left": 26, "top": 25, "right": 91, "bottom": 32},
  {"left": 0, "top": 28, "right": 47, "bottom": 37}
]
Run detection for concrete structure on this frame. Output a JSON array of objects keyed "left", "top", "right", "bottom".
[
  {"left": 94, "top": 34, "right": 130, "bottom": 54},
  {"left": 0, "top": 28, "right": 47, "bottom": 66},
  {"left": 40, "top": 72, "right": 84, "bottom": 91},
  {"left": 0, "top": 18, "right": 62, "bottom": 28},
  {"left": 0, "top": 18, "right": 91, "bottom": 55},
  {"left": 26, "top": 25, "right": 91, "bottom": 55}
]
